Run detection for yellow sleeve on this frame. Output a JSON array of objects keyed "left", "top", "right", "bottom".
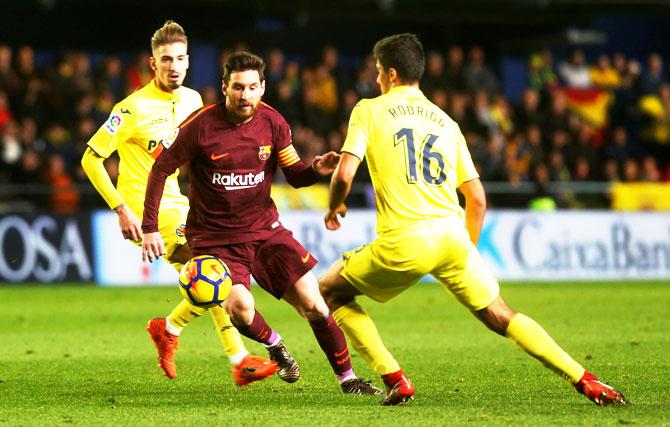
[
  {"left": 81, "top": 147, "right": 124, "bottom": 210},
  {"left": 455, "top": 128, "right": 479, "bottom": 186},
  {"left": 87, "top": 102, "right": 136, "bottom": 158},
  {"left": 341, "top": 100, "right": 371, "bottom": 160}
]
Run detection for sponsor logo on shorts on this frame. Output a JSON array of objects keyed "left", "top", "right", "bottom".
[
  {"left": 212, "top": 171, "right": 265, "bottom": 190},
  {"left": 175, "top": 223, "right": 185, "bottom": 237},
  {"left": 103, "top": 113, "right": 123, "bottom": 135},
  {"left": 301, "top": 252, "right": 311, "bottom": 263},
  {"left": 258, "top": 145, "right": 271, "bottom": 160}
]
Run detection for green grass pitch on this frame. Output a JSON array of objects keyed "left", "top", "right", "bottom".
[{"left": 1, "top": 281, "right": 668, "bottom": 426}]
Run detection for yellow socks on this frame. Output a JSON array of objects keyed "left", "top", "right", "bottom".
[
  {"left": 333, "top": 301, "right": 400, "bottom": 375},
  {"left": 166, "top": 300, "right": 248, "bottom": 365},
  {"left": 166, "top": 299, "right": 206, "bottom": 335},
  {"left": 209, "top": 305, "right": 248, "bottom": 365},
  {"left": 506, "top": 313, "right": 585, "bottom": 384}
]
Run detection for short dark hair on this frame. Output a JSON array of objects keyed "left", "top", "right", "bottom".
[
  {"left": 223, "top": 52, "right": 266, "bottom": 83},
  {"left": 373, "top": 33, "right": 425, "bottom": 83}
]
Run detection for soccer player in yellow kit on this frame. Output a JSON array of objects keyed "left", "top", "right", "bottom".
[
  {"left": 319, "top": 33, "right": 627, "bottom": 406},
  {"left": 81, "top": 21, "right": 278, "bottom": 386}
]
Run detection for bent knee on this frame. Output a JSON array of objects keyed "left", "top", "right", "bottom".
[
  {"left": 475, "top": 297, "right": 517, "bottom": 335},
  {"left": 224, "top": 291, "right": 255, "bottom": 326}
]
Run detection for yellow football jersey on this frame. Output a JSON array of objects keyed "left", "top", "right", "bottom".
[
  {"left": 342, "top": 85, "right": 478, "bottom": 234},
  {"left": 87, "top": 79, "right": 202, "bottom": 214}
]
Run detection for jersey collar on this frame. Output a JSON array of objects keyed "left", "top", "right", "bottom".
[
  {"left": 388, "top": 85, "right": 424, "bottom": 97},
  {"left": 148, "top": 79, "right": 182, "bottom": 102}
]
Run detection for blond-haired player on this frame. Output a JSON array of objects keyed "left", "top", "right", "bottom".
[
  {"left": 319, "top": 33, "right": 626, "bottom": 406},
  {"left": 81, "top": 20, "right": 277, "bottom": 386}
]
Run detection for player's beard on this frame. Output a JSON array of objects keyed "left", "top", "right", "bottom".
[{"left": 229, "top": 101, "right": 258, "bottom": 123}]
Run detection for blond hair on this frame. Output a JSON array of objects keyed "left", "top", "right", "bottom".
[{"left": 150, "top": 20, "right": 187, "bottom": 52}]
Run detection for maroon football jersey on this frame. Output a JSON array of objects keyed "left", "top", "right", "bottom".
[{"left": 142, "top": 102, "right": 311, "bottom": 248}]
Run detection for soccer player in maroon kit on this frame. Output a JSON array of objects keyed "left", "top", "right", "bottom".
[{"left": 141, "top": 51, "right": 381, "bottom": 395}]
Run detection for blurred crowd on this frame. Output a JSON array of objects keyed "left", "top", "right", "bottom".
[{"left": 1, "top": 42, "right": 669, "bottom": 213}]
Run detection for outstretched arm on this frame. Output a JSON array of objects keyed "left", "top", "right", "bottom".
[
  {"left": 324, "top": 152, "right": 361, "bottom": 230},
  {"left": 281, "top": 149, "right": 341, "bottom": 188},
  {"left": 81, "top": 147, "right": 142, "bottom": 242}
]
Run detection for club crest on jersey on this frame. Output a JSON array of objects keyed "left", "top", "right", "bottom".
[
  {"left": 103, "top": 113, "right": 123, "bottom": 135},
  {"left": 175, "top": 223, "right": 186, "bottom": 237},
  {"left": 258, "top": 145, "right": 271, "bottom": 161},
  {"left": 161, "top": 128, "right": 180, "bottom": 149}
]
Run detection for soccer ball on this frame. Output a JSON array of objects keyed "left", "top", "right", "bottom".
[{"left": 178, "top": 255, "right": 233, "bottom": 308}]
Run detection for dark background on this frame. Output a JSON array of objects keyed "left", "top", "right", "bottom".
[
  {"left": 5, "top": 0, "right": 670, "bottom": 96},
  {"left": 5, "top": 0, "right": 670, "bottom": 54}
]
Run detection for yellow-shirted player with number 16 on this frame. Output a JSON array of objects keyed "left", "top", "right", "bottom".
[
  {"left": 81, "top": 20, "right": 278, "bottom": 386},
  {"left": 319, "top": 33, "right": 627, "bottom": 406}
]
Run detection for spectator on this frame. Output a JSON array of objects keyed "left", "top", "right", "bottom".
[
  {"left": 490, "top": 94, "right": 514, "bottom": 136},
  {"left": 321, "top": 45, "right": 351, "bottom": 99},
  {"left": 43, "top": 153, "right": 79, "bottom": 212},
  {"left": 449, "top": 91, "right": 478, "bottom": 134},
  {"left": 10, "top": 149, "right": 44, "bottom": 207},
  {"left": 602, "top": 158, "right": 621, "bottom": 182},
  {"left": 572, "top": 123, "right": 600, "bottom": 172},
  {"left": 19, "top": 116, "right": 47, "bottom": 153},
  {"left": 444, "top": 45, "right": 466, "bottom": 93},
  {"left": 312, "top": 63, "right": 338, "bottom": 113},
  {"left": 515, "top": 88, "right": 545, "bottom": 131},
  {"left": 1, "top": 120, "right": 21, "bottom": 181},
  {"left": 354, "top": 55, "right": 378, "bottom": 99},
  {"left": 14, "top": 45, "right": 47, "bottom": 124},
  {"left": 640, "top": 155, "right": 661, "bottom": 182},
  {"left": 528, "top": 49, "right": 558, "bottom": 94},
  {"left": 525, "top": 124, "right": 545, "bottom": 169},
  {"left": 200, "top": 85, "right": 220, "bottom": 105},
  {"left": 430, "top": 88, "right": 449, "bottom": 112},
  {"left": 472, "top": 90, "right": 497, "bottom": 137},
  {"left": 422, "top": 51, "right": 447, "bottom": 97},
  {"left": 275, "top": 80, "right": 302, "bottom": 126},
  {"left": 559, "top": 49, "right": 591, "bottom": 88},
  {"left": 589, "top": 54, "right": 621, "bottom": 89},
  {"left": 639, "top": 83, "right": 670, "bottom": 149},
  {"left": 95, "top": 56, "right": 125, "bottom": 103},
  {"left": 641, "top": 53, "right": 667, "bottom": 95},
  {"left": 0, "top": 90, "right": 14, "bottom": 130},
  {"left": 528, "top": 163, "right": 558, "bottom": 211},
  {"left": 339, "top": 88, "right": 359, "bottom": 123},
  {"left": 463, "top": 45, "right": 498, "bottom": 94},
  {"left": 547, "top": 149, "right": 571, "bottom": 182},
  {"left": 604, "top": 126, "right": 637, "bottom": 167},
  {"left": 283, "top": 60, "right": 302, "bottom": 95},
  {"left": 0, "top": 45, "right": 19, "bottom": 103},
  {"left": 126, "top": 50, "right": 152, "bottom": 93},
  {"left": 622, "top": 157, "right": 640, "bottom": 182},
  {"left": 263, "top": 48, "right": 284, "bottom": 106},
  {"left": 543, "top": 90, "right": 574, "bottom": 136}
]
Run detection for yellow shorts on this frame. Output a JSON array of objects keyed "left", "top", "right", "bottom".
[
  {"left": 130, "top": 198, "right": 189, "bottom": 271},
  {"left": 341, "top": 217, "right": 499, "bottom": 311}
]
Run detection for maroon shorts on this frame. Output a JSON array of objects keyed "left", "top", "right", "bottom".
[{"left": 192, "top": 226, "right": 317, "bottom": 299}]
